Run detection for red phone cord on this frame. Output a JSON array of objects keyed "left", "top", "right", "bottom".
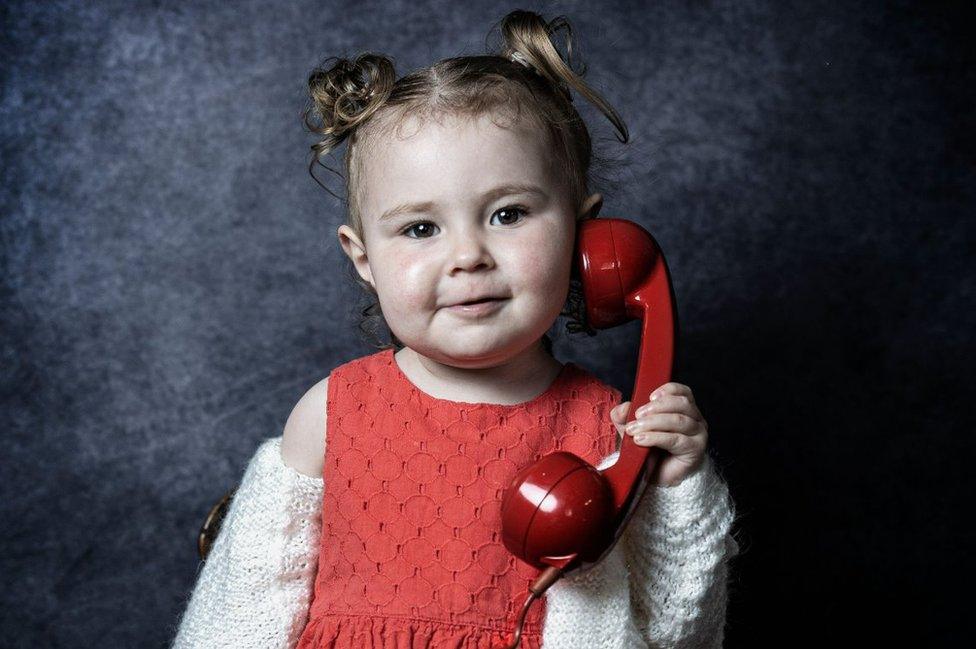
[{"left": 497, "top": 566, "right": 564, "bottom": 649}]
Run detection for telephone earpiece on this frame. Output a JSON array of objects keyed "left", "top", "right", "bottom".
[{"left": 497, "top": 217, "right": 678, "bottom": 647}]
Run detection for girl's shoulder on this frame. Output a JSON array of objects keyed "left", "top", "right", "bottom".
[
  {"left": 280, "top": 374, "right": 331, "bottom": 478},
  {"left": 277, "top": 351, "right": 383, "bottom": 478}
]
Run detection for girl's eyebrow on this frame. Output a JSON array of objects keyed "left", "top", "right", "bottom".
[{"left": 377, "top": 183, "right": 548, "bottom": 222}]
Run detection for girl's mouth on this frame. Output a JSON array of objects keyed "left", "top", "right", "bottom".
[{"left": 445, "top": 298, "right": 507, "bottom": 317}]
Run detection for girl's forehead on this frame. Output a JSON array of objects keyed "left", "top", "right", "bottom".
[{"left": 363, "top": 112, "right": 556, "bottom": 182}]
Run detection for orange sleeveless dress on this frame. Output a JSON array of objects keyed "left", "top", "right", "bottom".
[{"left": 297, "top": 348, "right": 622, "bottom": 648}]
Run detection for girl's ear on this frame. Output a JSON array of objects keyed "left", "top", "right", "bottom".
[
  {"left": 577, "top": 192, "right": 604, "bottom": 220},
  {"left": 337, "top": 225, "right": 375, "bottom": 289}
]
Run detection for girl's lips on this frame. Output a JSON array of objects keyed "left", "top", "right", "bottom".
[{"left": 444, "top": 298, "right": 507, "bottom": 317}]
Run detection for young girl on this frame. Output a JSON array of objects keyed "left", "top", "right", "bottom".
[{"left": 172, "top": 10, "right": 738, "bottom": 649}]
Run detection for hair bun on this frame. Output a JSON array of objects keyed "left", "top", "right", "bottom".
[
  {"left": 303, "top": 53, "right": 396, "bottom": 158},
  {"left": 499, "top": 10, "right": 627, "bottom": 143}
]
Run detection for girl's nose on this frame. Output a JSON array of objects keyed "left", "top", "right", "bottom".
[{"left": 448, "top": 229, "right": 495, "bottom": 274}]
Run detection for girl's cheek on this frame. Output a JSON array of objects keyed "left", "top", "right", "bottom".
[
  {"left": 525, "top": 252, "right": 549, "bottom": 279},
  {"left": 517, "top": 235, "right": 565, "bottom": 288},
  {"left": 378, "top": 247, "right": 434, "bottom": 298},
  {"left": 395, "top": 247, "right": 427, "bottom": 275},
  {"left": 371, "top": 241, "right": 406, "bottom": 273}
]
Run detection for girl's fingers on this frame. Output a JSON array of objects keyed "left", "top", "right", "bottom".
[
  {"left": 630, "top": 430, "right": 686, "bottom": 453},
  {"left": 611, "top": 401, "right": 631, "bottom": 422},
  {"left": 650, "top": 382, "right": 695, "bottom": 404},
  {"left": 625, "top": 412, "right": 700, "bottom": 436},
  {"left": 634, "top": 394, "right": 703, "bottom": 422},
  {"left": 631, "top": 430, "right": 708, "bottom": 458}
]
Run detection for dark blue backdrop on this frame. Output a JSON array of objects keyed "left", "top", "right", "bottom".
[{"left": 2, "top": 1, "right": 972, "bottom": 646}]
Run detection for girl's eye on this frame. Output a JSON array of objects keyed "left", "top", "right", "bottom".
[
  {"left": 491, "top": 206, "right": 528, "bottom": 226},
  {"left": 402, "top": 222, "right": 438, "bottom": 239}
]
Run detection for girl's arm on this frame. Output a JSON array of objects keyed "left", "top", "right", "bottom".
[
  {"left": 619, "top": 451, "right": 739, "bottom": 648},
  {"left": 170, "top": 437, "right": 324, "bottom": 649}
]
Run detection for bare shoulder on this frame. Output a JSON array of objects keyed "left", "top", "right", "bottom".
[{"left": 280, "top": 375, "right": 330, "bottom": 478}]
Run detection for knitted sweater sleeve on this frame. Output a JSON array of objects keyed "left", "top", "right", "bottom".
[
  {"left": 171, "top": 437, "right": 324, "bottom": 649},
  {"left": 619, "top": 452, "right": 739, "bottom": 648},
  {"left": 544, "top": 450, "right": 738, "bottom": 649}
]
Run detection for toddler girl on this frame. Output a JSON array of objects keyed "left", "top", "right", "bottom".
[{"left": 172, "top": 9, "right": 738, "bottom": 649}]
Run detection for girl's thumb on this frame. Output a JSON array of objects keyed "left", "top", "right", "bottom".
[{"left": 611, "top": 401, "right": 632, "bottom": 429}]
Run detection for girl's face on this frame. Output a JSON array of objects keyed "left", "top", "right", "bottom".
[{"left": 339, "top": 112, "right": 600, "bottom": 369}]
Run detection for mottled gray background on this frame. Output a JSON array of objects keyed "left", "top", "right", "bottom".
[{"left": 2, "top": 0, "right": 972, "bottom": 647}]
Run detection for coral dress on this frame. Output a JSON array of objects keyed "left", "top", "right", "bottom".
[{"left": 297, "top": 348, "right": 622, "bottom": 648}]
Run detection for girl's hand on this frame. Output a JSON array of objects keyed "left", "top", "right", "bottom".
[{"left": 609, "top": 382, "right": 709, "bottom": 487}]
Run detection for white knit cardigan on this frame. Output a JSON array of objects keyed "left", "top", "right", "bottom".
[{"left": 171, "top": 437, "right": 738, "bottom": 648}]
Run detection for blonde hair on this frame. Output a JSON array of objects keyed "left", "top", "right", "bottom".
[{"left": 302, "top": 9, "right": 629, "bottom": 352}]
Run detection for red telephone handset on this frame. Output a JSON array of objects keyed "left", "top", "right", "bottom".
[{"left": 497, "top": 217, "right": 678, "bottom": 648}]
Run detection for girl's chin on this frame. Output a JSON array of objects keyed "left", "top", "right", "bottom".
[
  {"left": 429, "top": 345, "right": 512, "bottom": 363},
  {"left": 420, "top": 337, "right": 550, "bottom": 365}
]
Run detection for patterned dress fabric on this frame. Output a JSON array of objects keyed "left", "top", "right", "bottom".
[{"left": 297, "top": 348, "right": 622, "bottom": 648}]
